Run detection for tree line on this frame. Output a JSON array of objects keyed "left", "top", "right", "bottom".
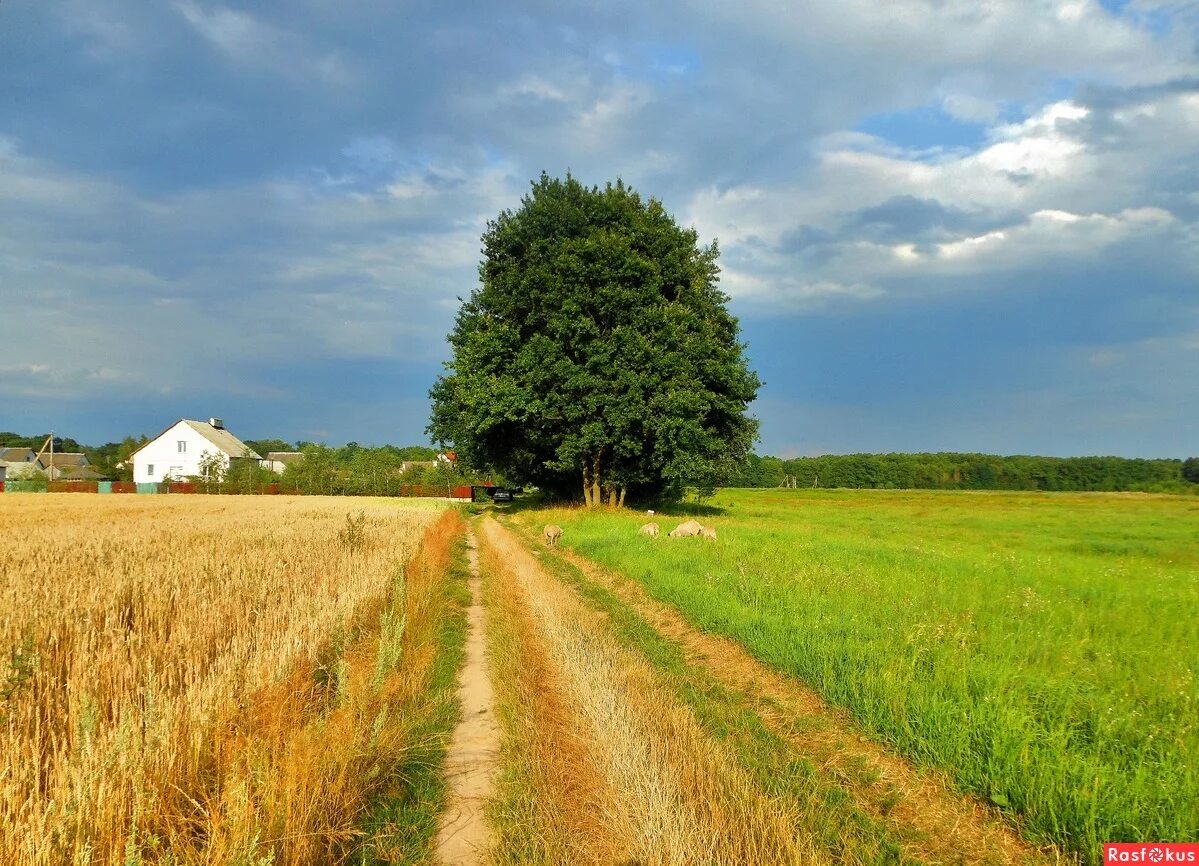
[
  {"left": 726, "top": 452, "right": 1199, "bottom": 493},
  {"left": 0, "top": 434, "right": 490, "bottom": 494},
  {"left": 4, "top": 429, "right": 1196, "bottom": 495},
  {"left": 251, "top": 443, "right": 489, "bottom": 497}
]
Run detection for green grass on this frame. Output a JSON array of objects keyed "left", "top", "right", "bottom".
[
  {"left": 355, "top": 531, "right": 472, "bottom": 866},
  {"left": 541, "top": 489, "right": 1199, "bottom": 863}
]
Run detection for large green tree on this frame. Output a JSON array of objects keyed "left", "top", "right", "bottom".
[{"left": 429, "top": 174, "right": 761, "bottom": 505}]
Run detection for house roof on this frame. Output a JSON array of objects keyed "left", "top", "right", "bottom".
[
  {"left": 133, "top": 419, "right": 261, "bottom": 460},
  {"left": 0, "top": 447, "right": 36, "bottom": 463},
  {"left": 56, "top": 465, "right": 105, "bottom": 480},
  {"left": 181, "top": 420, "right": 261, "bottom": 459},
  {"left": 42, "top": 452, "right": 88, "bottom": 467},
  {"left": 265, "top": 451, "right": 303, "bottom": 463}
]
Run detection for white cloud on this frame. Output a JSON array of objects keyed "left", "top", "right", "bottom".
[
  {"left": 928, "top": 206, "right": 1176, "bottom": 265},
  {"left": 0, "top": 135, "right": 520, "bottom": 399},
  {"left": 174, "top": 2, "right": 356, "bottom": 87},
  {"left": 686, "top": 0, "right": 1199, "bottom": 91},
  {"left": 175, "top": 1, "right": 270, "bottom": 56},
  {"left": 681, "top": 80, "right": 1198, "bottom": 310},
  {"left": 723, "top": 271, "right": 883, "bottom": 309},
  {"left": 576, "top": 82, "right": 653, "bottom": 132},
  {"left": 939, "top": 91, "right": 1003, "bottom": 123},
  {"left": 498, "top": 75, "right": 571, "bottom": 103}
]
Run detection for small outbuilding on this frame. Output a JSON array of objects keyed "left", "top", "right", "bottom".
[
  {"left": 261, "top": 451, "right": 304, "bottom": 474},
  {"left": 41, "top": 452, "right": 96, "bottom": 481}
]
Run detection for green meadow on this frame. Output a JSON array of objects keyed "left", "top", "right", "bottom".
[{"left": 539, "top": 489, "right": 1199, "bottom": 862}]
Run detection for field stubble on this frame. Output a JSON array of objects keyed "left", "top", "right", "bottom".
[{"left": 0, "top": 495, "right": 453, "bottom": 866}]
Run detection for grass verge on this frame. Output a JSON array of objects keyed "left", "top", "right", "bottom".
[{"left": 354, "top": 510, "right": 471, "bottom": 865}]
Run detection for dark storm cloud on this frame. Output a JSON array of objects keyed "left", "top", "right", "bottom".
[{"left": 1, "top": 0, "right": 1197, "bottom": 454}]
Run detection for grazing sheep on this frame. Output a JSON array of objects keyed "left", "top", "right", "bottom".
[
  {"left": 701, "top": 525, "right": 717, "bottom": 541},
  {"left": 639, "top": 522, "right": 660, "bottom": 538},
  {"left": 668, "top": 519, "right": 704, "bottom": 538},
  {"left": 544, "top": 524, "right": 563, "bottom": 547}
]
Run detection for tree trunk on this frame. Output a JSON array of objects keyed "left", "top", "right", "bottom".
[
  {"left": 582, "top": 462, "right": 592, "bottom": 506},
  {"left": 590, "top": 452, "right": 603, "bottom": 507},
  {"left": 617, "top": 486, "right": 626, "bottom": 508}
]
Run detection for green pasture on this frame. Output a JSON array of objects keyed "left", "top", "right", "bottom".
[{"left": 534, "top": 489, "right": 1199, "bottom": 862}]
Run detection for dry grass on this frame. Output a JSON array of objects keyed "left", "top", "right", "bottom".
[
  {"left": 482, "top": 527, "right": 627, "bottom": 866},
  {"left": 479, "top": 517, "right": 821, "bottom": 866},
  {"left": 0, "top": 495, "right": 452, "bottom": 866}
]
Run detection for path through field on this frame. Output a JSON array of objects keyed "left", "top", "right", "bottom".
[
  {"left": 431, "top": 513, "right": 1068, "bottom": 864},
  {"left": 436, "top": 526, "right": 500, "bottom": 865}
]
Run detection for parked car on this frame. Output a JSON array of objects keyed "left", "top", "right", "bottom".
[{"left": 491, "top": 487, "right": 513, "bottom": 502}]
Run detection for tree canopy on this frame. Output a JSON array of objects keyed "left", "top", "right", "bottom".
[{"left": 429, "top": 173, "right": 761, "bottom": 504}]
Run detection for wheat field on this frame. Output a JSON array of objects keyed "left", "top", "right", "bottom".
[{"left": 0, "top": 494, "right": 448, "bottom": 866}]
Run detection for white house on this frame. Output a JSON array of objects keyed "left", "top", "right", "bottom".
[
  {"left": 261, "top": 451, "right": 303, "bottom": 474},
  {"left": 0, "top": 448, "right": 43, "bottom": 479},
  {"left": 132, "top": 418, "right": 261, "bottom": 483}
]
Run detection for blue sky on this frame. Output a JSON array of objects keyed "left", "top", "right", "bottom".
[{"left": 1, "top": 1, "right": 1197, "bottom": 457}]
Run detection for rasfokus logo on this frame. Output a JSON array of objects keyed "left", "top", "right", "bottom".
[{"left": 1105, "top": 844, "right": 1199, "bottom": 863}]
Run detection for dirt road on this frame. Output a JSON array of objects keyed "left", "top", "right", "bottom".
[{"left": 435, "top": 527, "right": 500, "bottom": 865}]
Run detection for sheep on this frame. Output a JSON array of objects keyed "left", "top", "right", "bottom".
[
  {"left": 667, "top": 519, "right": 704, "bottom": 538},
  {"left": 543, "top": 524, "right": 563, "bottom": 547},
  {"left": 701, "top": 525, "right": 717, "bottom": 541},
  {"left": 639, "top": 522, "right": 660, "bottom": 538}
]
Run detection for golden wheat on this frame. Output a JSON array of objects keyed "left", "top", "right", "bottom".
[{"left": 0, "top": 495, "right": 441, "bottom": 866}]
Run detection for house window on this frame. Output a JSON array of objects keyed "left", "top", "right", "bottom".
[
  {"left": 178, "top": 440, "right": 187, "bottom": 453},
  {"left": 147, "top": 464, "right": 154, "bottom": 476}
]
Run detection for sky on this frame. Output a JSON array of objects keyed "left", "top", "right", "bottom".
[{"left": 1, "top": 1, "right": 1197, "bottom": 457}]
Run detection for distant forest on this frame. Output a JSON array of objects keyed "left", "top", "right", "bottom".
[
  {"left": 727, "top": 452, "right": 1199, "bottom": 493},
  {"left": 3, "top": 431, "right": 1196, "bottom": 494}
]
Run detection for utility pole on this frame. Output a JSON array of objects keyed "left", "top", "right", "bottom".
[{"left": 35, "top": 431, "right": 55, "bottom": 483}]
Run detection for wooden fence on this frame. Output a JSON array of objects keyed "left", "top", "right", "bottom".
[{"left": 30, "top": 481, "right": 475, "bottom": 499}]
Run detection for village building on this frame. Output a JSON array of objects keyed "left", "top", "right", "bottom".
[
  {"left": 41, "top": 452, "right": 100, "bottom": 481},
  {"left": 261, "top": 451, "right": 304, "bottom": 474},
  {"left": 400, "top": 460, "right": 438, "bottom": 473},
  {"left": 0, "top": 447, "right": 43, "bottom": 479},
  {"left": 132, "top": 418, "right": 261, "bottom": 483}
]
